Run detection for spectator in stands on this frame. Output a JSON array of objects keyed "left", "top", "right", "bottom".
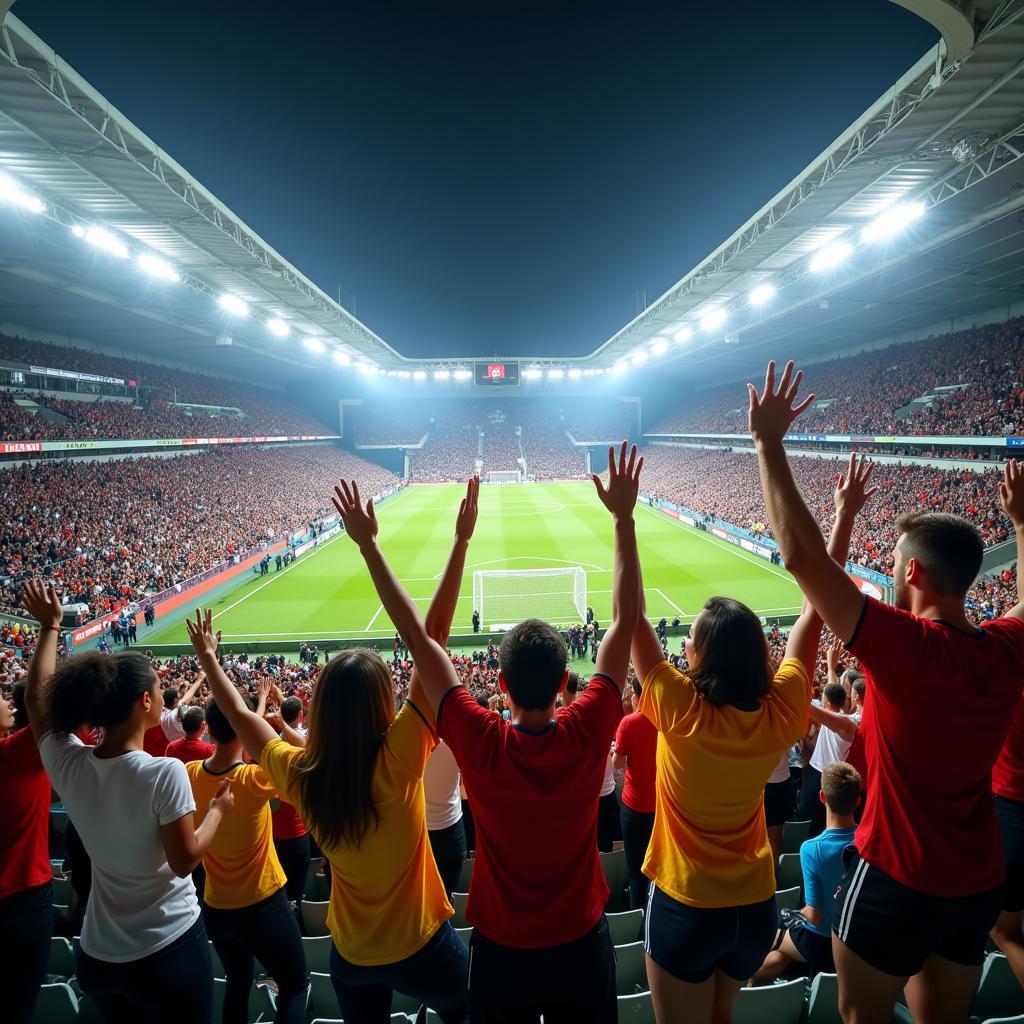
[
  {"left": 748, "top": 362, "right": 1024, "bottom": 1024},
  {"left": 612, "top": 677, "right": 658, "bottom": 910},
  {"left": 165, "top": 705, "right": 213, "bottom": 764},
  {"left": 1, "top": 673, "right": 54, "bottom": 1024},
  {"left": 21, "top": 580, "right": 234, "bottom": 1023},
  {"left": 143, "top": 675, "right": 204, "bottom": 757},
  {"left": 185, "top": 691, "right": 308, "bottom": 1024},
  {"left": 627, "top": 448, "right": 872, "bottom": 1024},
  {"left": 753, "top": 761, "right": 861, "bottom": 983},
  {"left": 799, "top": 678, "right": 859, "bottom": 837},
  {"left": 425, "top": 740, "right": 467, "bottom": 898},
  {"left": 336, "top": 448, "right": 641, "bottom": 1023}
]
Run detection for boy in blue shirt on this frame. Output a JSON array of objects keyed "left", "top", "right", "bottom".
[{"left": 753, "top": 761, "right": 861, "bottom": 982}]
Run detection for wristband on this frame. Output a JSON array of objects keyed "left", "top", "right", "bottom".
[{"left": 43, "top": 625, "right": 61, "bottom": 633}]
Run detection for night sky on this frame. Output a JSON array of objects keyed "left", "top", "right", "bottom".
[{"left": 14, "top": 1, "right": 938, "bottom": 359}]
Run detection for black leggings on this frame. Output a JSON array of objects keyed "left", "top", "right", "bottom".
[
  {"left": 597, "top": 791, "right": 620, "bottom": 854},
  {"left": 2, "top": 880, "right": 54, "bottom": 1024},
  {"left": 203, "top": 887, "right": 308, "bottom": 1024},
  {"left": 76, "top": 916, "right": 212, "bottom": 1024},
  {"left": 428, "top": 819, "right": 467, "bottom": 897},
  {"left": 274, "top": 834, "right": 311, "bottom": 904},
  {"left": 620, "top": 804, "right": 655, "bottom": 911}
]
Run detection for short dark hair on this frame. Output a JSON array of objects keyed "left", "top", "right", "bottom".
[
  {"left": 204, "top": 694, "right": 255, "bottom": 744},
  {"left": 281, "top": 696, "right": 303, "bottom": 724},
  {"left": 565, "top": 671, "right": 581, "bottom": 696},
  {"left": 851, "top": 678, "right": 866, "bottom": 701},
  {"left": 181, "top": 706, "right": 205, "bottom": 735},
  {"left": 162, "top": 688, "right": 179, "bottom": 709},
  {"left": 688, "top": 597, "right": 771, "bottom": 708},
  {"left": 823, "top": 682, "right": 847, "bottom": 708},
  {"left": 821, "top": 761, "right": 861, "bottom": 817},
  {"left": 47, "top": 651, "right": 155, "bottom": 733},
  {"left": 629, "top": 678, "right": 641, "bottom": 698},
  {"left": 897, "top": 511, "right": 983, "bottom": 596},
  {"left": 499, "top": 619, "right": 567, "bottom": 711}
]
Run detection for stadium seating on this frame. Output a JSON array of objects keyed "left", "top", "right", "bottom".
[
  {"left": 733, "top": 977, "right": 807, "bottom": 1024},
  {"left": 46, "top": 936, "right": 75, "bottom": 978},
  {"left": 781, "top": 819, "right": 811, "bottom": 853},
  {"left": 805, "top": 972, "right": 843, "bottom": 1024},
  {"left": 302, "top": 934, "right": 333, "bottom": 974},
  {"left": 607, "top": 908, "right": 644, "bottom": 945},
  {"left": 775, "top": 886, "right": 801, "bottom": 912},
  {"left": 600, "top": 848, "right": 629, "bottom": 911},
  {"left": 775, "top": 854, "right": 803, "bottom": 897},
  {"left": 451, "top": 891, "right": 470, "bottom": 930},
  {"left": 614, "top": 941, "right": 649, "bottom": 996},
  {"left": 972, "top": 954, "right": 1024, "bottom": 1021},
  {"left": 211, "top": 978, "right": 278, "bottom": 1023},
  {"left": 301, "top": 899, "right": 331, "bottom": 937},
  {"left": 617, "top": 990, "right": 656, "bottom": 1023},
  {"left": 30, "top": 983, "right": 79, "bottom": 1024}
]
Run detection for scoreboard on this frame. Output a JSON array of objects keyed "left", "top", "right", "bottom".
[{"left": 475, "top": 362, "right": 519, "bottom": 386}]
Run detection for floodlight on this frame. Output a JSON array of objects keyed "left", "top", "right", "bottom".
[
  {"left": 267, "top": 318, "right": 290, "bottom": 338},
  {"left": 545, "top": 368, "right": 563, "bottom": 380},
  {"left": 809, "top": 240, "right": 853, "bottom": 273},
  {"left": 861, "top": 200, "right": 925, "bottom": 244},
  {"left": 357, "top": 361, "right": 378, "bottom": 374},
  {"left": 413, "top": 370, "right": 427, "bottom": 380},
  {"left": 611, "top": 360, "right": 628, "bottom": 374},
  {"left": 218, "top": 293, "right": 249, "bottom": 316},
  {"left": 522, "top": 367, "right": 543, "bottom": 380},
  {"left": 453, "top": 369, "right": 472, "bottom": 381},
  {"left": 0, "top": 174, "right": 45, "bottom": 214},
  {"left": 137, "top": 252, "right": 180, "bottom": 282},
  {"left": 397, "top": 370, "right": 411, "bottom": 378},
  {"left": 673, "top": 326, "right": 693, "bottom": 344},
  {"left": 303, "top": 337, "right": 325, "bottom": 354},
  {"left": 700, "top": 308, "right": 728, "bottom": 332},
  {"left": 83, "top": 225, "right": 129, "bottom": 259},
  {"left": 332, "top": 351, "right": 351, "bottom": 366},
  {"left": 71, "top": 224, "right": 85, "bottom": 237},
  {"left": 651, "top": 337, "right": 669, "bottom": 355},
  {"left": 568, "top": 368, "right": 582, "bottom": 379},
  {"left": 631, "top": 350, "right": 648, "bottom": 366},
  {"left": 748, "top": 283, "right": 775, "bottom": 306},
  {"left": 433, "top": 369, "right": 451, "bottom": 381}
]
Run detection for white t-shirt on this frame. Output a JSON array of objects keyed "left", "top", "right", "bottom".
[
  {"left": 160, "top": 706, "right": 185, "bottom": 742},
  {"left": 39, "top": 732, "right": 200, "bottom": 962},
  {"left": 767, "top": 749, "right": 792, "bottom": 785},
  {"left": 810, "top": 713, "right": 861, "bottom": 773},
  {"left": 600, "top": 749, "right": 616, "bottom": 798},
  {"left": 423, "top": 740, "right": 462, "bottom": 831}
]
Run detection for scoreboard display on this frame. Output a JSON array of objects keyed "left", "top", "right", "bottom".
[{"left": 475, "top": 361, "right": 519, "bottom": 386}]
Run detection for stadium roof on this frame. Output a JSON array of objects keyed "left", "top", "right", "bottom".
[{"left": 0, "top": 4, "right": 1023, "bottom": 387}]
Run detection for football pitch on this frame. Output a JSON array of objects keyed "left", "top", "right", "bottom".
[{"left": 146, "top": 482, "right": 803, "bottom": 646}]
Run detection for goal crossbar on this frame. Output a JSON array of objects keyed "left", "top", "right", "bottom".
[{"left": 472, "top": 567, "right": 587, "bottom": 629}]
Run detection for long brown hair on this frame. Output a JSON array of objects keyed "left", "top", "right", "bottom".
[
  {"left": 293, "top": 648, "right": 395, "bottom": 849},
  {"left": 688, "top": 597, "right": 772, "bottom": 709}
]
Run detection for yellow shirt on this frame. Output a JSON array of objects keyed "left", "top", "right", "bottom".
[
  {"left": 639, "top": 658, "right": 810, "bottom": 908},
  {"left": 260, "top": 702, "right": 452, "bottom": 966},
  {"left": 186, "top": 760, "right": 286, "bottom": 910}
]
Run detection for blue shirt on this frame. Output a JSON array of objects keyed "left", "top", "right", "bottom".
[{"left": 800, "top": 825, "right": 856, "bottom": 935}]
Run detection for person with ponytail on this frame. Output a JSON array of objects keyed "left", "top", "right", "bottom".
[{"left": 21, "top": 580, "right": 235, "bottom": 1024}]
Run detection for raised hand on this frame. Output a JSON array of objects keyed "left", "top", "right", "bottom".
[
  {"left": 332, "top": 480, "right": 378, "bottom": 549},
  {"left": 455, "top": 476, "right": 480, "bottom": 543},
  {"left": 592, "top": 441, "right": 643, "bottom": 521},
  {"left": 833, "top": 453, "right": 877, "bottom": 521},
  {"left": 747, "top": 360, "right": 815, "bottom": 446},
  {"left": 208, "top": 778, "right": 235, "bottom": 816},
  {"left": 22, "top": 580, "right": 63, "bottom": 629},
  {"left": 999, "top": 459, "right": 1024, "bottom": 531},
  {"left": 186, "top": 608, "right": 221, "bottom": 660},
  {"left": 826, "top": 638, "right": 844, "bottom": 675}
]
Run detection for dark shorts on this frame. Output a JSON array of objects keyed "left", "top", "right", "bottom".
[
  {"left": 995, "top": 795, "right": 1024, "bottom": 913},
  {"left": 764, "top": 778, "right": 796, "bottom": 828},
  {"left": 644, "top": 883, "right": 778, "bottom": 983},
  {"left": 832, "top": 850, "right": 1002, "bottom": 977},
  {"left": 780, "top": 909, "right": 834, "bottom": 976}
]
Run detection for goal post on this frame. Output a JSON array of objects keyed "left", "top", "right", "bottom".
[
  {"left": 472, "top": 567, "right": 587, "bottom": 630},
  {"left": 485, "top": 470, "right": 522, "bottom": 483}
]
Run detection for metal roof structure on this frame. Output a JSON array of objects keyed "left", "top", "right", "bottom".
[{"left": 1, "top": 3, "right": 1024, "bottom": 387}]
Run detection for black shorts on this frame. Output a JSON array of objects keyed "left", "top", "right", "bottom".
[
  {"left": 995, "top": 795, "right": 1024, "bottom": 913},
  {"left": 781, "top": 910, "right": 834, "bottom": 976},
  {"left": 644, "top": 883, "right": 777, "bottom": 983},
  {"left": 832, "top": 850, "right": 1002, "bottom": 976},
  {"left": 764, "top": 778, "right": 796, "bottom": 828}
]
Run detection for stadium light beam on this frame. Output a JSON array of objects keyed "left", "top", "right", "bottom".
[
  {"left": 547, "top": 368, "right": 565, "bottom": 380},
  {"left": 453, "top": 368, "right": 472, "bottom": 381},
  {"left": 0, "top": 173, "right": 45, "bottom": 214},
  {"left": 651, "top": 337, "right": 669, "bottom": 355},
  {"left": 266, "top": 318, "right": 290, "bottom": 338},
  {"left": 809, "top": 240, "right": 853, "bottom": 273},
  {"left": 433, "top": 369, "right": 451, "bottom": 381},
  {"left": 332, "top": 350, "right": 351, "bottom": 367},
  {"left": 700, "top": 308, "right": 728, "bottom": 332},
  {"left": 568, "top": 368, "right": 582, "bottom": 379},
  {"left": 413, "top": 370, "right": 427, "bottom": 380},
  {"left": 673, "top": 326, "right": 693, "bottom": 344},
  {"left": 83, "top": 225, "right": 129, "bottom": 259},
  {"left": 611, "top": 360, "right": 628, "bottom": 374},
  {"left": 136, "top": 252, "right": 180, "bottom": 282},
  {"left": 522, "top": 367, "right": 543, "bottom": 380},
  {"left": 748, "top": 283, "right": 775, "bottom": 306},
  {"left": 631, "top": 350, "right": 648, "bottom": 366},
  {"left": 218, "top": 293, "right": 249, "bottom": 317},
  {"left": 303, "top": 337, "right": 325, "bottom": 354},
  {"left": 861, "top": 200, "right": 925, "bottom": 244}
]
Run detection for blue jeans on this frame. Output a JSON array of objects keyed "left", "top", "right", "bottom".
[{"left": 329, "top": 920, "right": 469, "bottom": 1024}]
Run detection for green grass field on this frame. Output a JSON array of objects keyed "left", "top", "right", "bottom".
[{"left": 146, "top": 482, "right": 803, "bottom": 646}]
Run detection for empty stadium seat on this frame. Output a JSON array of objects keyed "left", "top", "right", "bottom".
[
  {"left": 51, "top": 875, "right": 73, "bottom": 907},
  {"left": 733, "top": 977, "right": 807, "bottom": 1024},
  {"left": 302, "top": 934, "right": 332, "bottom": 975},
  {"left": 47, "top": 936, "right": 75, "bottom": 979},
  {"left": 805, "top": 972, "right": 842, "bottom": 1024},
  {"left": 301, "top": 899, "right": 330, "bottom": 937},
  {"left": 451, "top": 891, "right": 470, "bottom": 929},
  {"left": 615, "top": 941, "right": 649, "bottom": 996},
  {"left": 304, "top": 858, "right": 330, "bottom": 902},
  {"left": 309, "top": 972, "right": 339, "bottom": 1020},
  {"left": 608, "top": 908, "right": 644, "bottom": 946},
  {"left": 209, "top": 940, "right": 226, "bottom": 979},
  {"left": 31, "top": 982, "right": 79, "bottom": 1024},
  {"left": 775, "top": 853, "right": 803, "bottom": 897},
  {"left": 456, "top": 856, "right": 473, "bottom": 893},
  {"left": 455, "top": 926, "right": 473, "bottom": 944},
  {"left": 980, "top": 1017, "right": 1024, "bottom": 1024},
  {"left": 601, "top": 849, "right": 629, "bottom": 911},
  {"left": 390, "top": 988, "right": 422, "bottom": 1016},
  {"left": 618, "top": 990, "right": 656, "bottom": 1023},
  {"left": 781, "top": 820, "right": 811, "bottom": 854},
  {"left": 775, "top": 886, "right": 801, "bottom": 912},
  {"left": 972, "top": 953, "right": 1024, "bottom": 1021}
]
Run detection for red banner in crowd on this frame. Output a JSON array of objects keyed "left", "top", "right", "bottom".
[{"left": 0, "top": 441, "right": 43, "bottom": 454}]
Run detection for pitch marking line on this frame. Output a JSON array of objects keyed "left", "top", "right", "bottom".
[
  {"left": 653, "top": 588, "right": 686, "bottom": 616},
  {"left": 365, "top": 604, "right": 384, "bottom": 631}
]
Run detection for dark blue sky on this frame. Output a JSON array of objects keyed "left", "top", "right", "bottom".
[{"left": 15, "top": 1, "right": 938, "bottom": 359}]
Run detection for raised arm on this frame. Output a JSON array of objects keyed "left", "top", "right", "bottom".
[
  {"left": 21, "top": 580, "right": 64, "bottom": 743},
  {"left": 186, "top": 610, "right": 278, "bottom": 761},
  {"left": 630, "top": 570, "right": 666, "bottom": 686},
  {"left": 749, "top": 362, "right": 868, "bottom": 644},
  {"left": 592, "top": 442, "right": 643, "bottom": 691},
  {"left": 808, "top": 702, "right": 858, "bottom": 742},
  {"left": 999, "top": 459, "right": 1024, "bottom": 621},
  {"left": 333, "top": 479, "right": 461, "bottom": 712},
  {"left": 160, "top": 779, "right": 235, "bottom": 877}
]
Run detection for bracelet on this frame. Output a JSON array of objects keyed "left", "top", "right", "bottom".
[{"left": 43, "top": 625, "right": 61, "bottom": 633}]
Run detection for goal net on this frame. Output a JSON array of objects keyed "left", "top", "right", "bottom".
[
  {"left": 472, "top": 567, "right": 587, "bottom": 629},
  {"left": 486, "top": 470, "right": 521, "bottom": 483}
]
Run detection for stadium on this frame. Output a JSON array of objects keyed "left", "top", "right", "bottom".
[{"left": 2, "top": 2, "right": 1024, "bottom": 1023}]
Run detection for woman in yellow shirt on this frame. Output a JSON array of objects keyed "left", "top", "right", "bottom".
[{"left": 629, "top": 454, "right": 871, "bottom": 1024}]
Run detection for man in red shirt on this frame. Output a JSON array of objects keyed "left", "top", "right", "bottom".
[
  {"left": 749, "top": 362, "right": 1024, "bottom": 1024},
  {"left": 165, "top": 706, "right": 214, "bottom": 764},
  {"left": 334, "top": 442, "right": 642, "bottom": 1023}
]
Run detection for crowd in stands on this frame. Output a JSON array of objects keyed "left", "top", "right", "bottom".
[
  {"left": 652, "top": 318, "right": 1024, "bottom": 438},
  {"left": 0, "top": 446, "right": 399, "bottom": 619},
  {"left": 640, "top": 445, "right": 1009, "bottom": 573}
]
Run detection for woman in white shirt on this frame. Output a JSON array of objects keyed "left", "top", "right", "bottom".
[
  {"left": 21, "top": 581, "right": 234, "bottom": 1024},
  {"left": 423, "top": 740, "right": 466, "bottom": 896}
]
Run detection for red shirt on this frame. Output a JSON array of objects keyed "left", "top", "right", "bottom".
[
  {"left": 993, "top": 692, "right": 1024, "bottom": 803},
  {"left": 272, "top": 799, "right": 309, "bottom": 840},
  {"left": 0, "top": 727, "right": 52, "bottom": 900},
  {"left": 165, "top": 736, "right": 215, "bottom": 765},
  {"left": 438, "top": 674, "right": 622, "bottom": 948},
  {"left": 143, "top": 724, "right": 170, "bottom": 758},
  {"left": 615, "top": 711, "right": 657, "bottom": 813},
  {"left": 848, "top": 597, "right": 1024, "bottom": 897}
]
